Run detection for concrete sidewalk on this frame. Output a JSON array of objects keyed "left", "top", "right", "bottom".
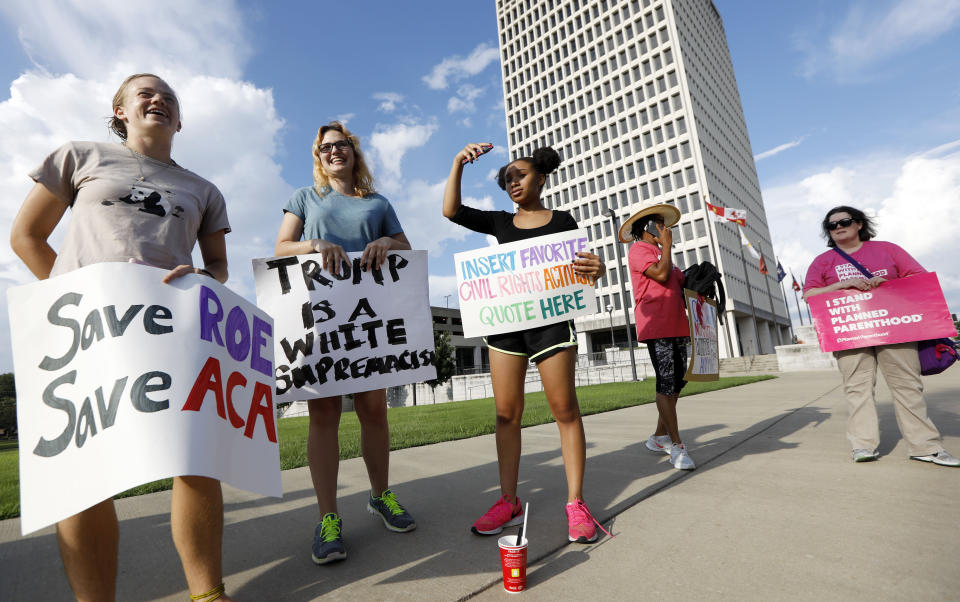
[{"left": 1, "top": 370, "right": 958, "bottom": 600}]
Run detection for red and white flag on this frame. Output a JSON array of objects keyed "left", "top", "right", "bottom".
[{"left": 705, "top": 200, "right": 746, "bottom": 226}]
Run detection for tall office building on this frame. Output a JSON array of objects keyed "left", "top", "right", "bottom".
[{"left": 495, "top": 0, "right": 790, "bottom": 357}]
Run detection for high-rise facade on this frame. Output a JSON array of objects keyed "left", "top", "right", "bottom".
[{"left": 495, "top": 0, "right": 790, "bottom": 357}]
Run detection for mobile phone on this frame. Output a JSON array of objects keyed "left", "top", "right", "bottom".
[
  {"left": 645, "top": 220, "right": 661, "bottom": 237},
  {"left": 462, "top": 143, "right": 494, "bottom": 164}
]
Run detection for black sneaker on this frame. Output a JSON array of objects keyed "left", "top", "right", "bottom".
[
  {"left": 367, "top": 489, "right": 417, "bottom": 532},
  {"left": 312, "top": 513, "right": 346, "bottom": 565}
]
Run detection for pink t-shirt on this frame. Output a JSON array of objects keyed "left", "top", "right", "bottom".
[
  {"left": 803, "top": 240, "right": 925, "bottom": 292},
  {"left": 629, "top": 241, "right": 690, "bottom": 341}
]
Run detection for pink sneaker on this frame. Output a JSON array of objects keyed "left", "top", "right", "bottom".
[
  {"left": 565, "top": 499, "right": 613, "bottom": 543},
  {"left": 471, "top": 495, "right": 523, "bottom": 535}
]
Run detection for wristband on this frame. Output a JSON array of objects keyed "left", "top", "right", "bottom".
[{"left": 197, "top": 268, "right": 214, "bottom": 278}]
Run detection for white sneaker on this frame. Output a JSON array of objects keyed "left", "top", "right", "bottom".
[
  {"left": 645, "top": 434, "right": 671, "bottom": 454},
  {"left": 910, "top": 450, "right": 960, "bottom": 467},
  {"left": 670, "top": 443, "right": 696, "bottom": 470}
]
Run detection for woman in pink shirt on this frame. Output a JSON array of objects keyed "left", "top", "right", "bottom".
[
  {"left": 622, "top": 204, "right": 695, "bottom": 470},
  {"left": 804, "top": 205, "right": 957, "bottom": 467}
]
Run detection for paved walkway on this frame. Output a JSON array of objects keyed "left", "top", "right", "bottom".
[{"left": 1, "top": 370, "right": 958, "bottom": 600}]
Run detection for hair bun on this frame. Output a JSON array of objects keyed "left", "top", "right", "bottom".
[{"left": 532, "top": 146, "right": 561, "bottom": 175}]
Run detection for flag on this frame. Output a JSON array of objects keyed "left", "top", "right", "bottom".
[
  {"left": 759, "top": 255, "right": 768, "bottom": 275},
  {"left": 705, "top": 199, "right": 747, "bottom": 226},
  {"left": 776, "top": 260, "right": 786, "bottom": 282},
  {"left": 791, "top": 272, "right": 801, "bottom": 292},
  {"left": 738, "top": 227, "right": 761, "bottom": 259}
]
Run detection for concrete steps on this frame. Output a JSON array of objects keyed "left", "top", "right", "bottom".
[{"left": 719, "top": 353, "right": 780, "bottom": 374}]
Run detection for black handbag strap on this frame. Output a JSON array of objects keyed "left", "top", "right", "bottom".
[{"left": 832, "top": 248, "right": 874, "bottom": 278}]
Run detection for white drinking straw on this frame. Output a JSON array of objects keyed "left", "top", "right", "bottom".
[{"left": 516, "top": 502, "right": 529, "bottom": 546}]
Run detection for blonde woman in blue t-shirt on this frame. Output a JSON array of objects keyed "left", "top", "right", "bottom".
[{"left": 274, "top": 122, "right": 415, "bottom": 565}]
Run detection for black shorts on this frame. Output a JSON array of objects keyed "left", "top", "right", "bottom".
[
  {"left": 484, "top": 321, "right": 577, "bottom": 364},
  {"left": 646, "top": 336, "right": 689, "bottom": 395}
]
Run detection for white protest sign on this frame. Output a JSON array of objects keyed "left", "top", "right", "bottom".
[
  {"left": 683, "top": 289, "right": 719, "bottom": 381},
  {"left": 7, "top": 263, "right": 280, "bottom": 535},
  {"left": 252, "top": 251, "right": 436, "bottom": 403},
  {"left": 454, "top": 229, "right": 597, "bottom": 338}
]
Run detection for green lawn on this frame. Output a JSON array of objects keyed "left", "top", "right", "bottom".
[{"left": 0, "top": 375, "right": 773, "bottom": 519}]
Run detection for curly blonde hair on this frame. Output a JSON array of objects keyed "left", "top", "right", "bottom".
[{"left": 313, "top": 121, "right": 376, "bottom": 197}]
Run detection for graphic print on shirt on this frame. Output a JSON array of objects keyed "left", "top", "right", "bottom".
[
  {"left": 101, "top": 185, "right": 184, "bottom": 218},
  {"left": 835, "top": 263, "right": 889, "bottom": 281}
]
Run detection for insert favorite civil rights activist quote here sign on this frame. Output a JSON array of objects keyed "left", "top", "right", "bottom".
[
  {"left": 7, "top": 263, "right": 281, "bottom": 535},
  {"left": 455, "top": 229, "right": 597, "bottom": 338},
  {"left": 809, "top": 272, "right": 957, "bottom": 353},
  {"left": 252, "top": 251, "right": 436, "bottom": 403}
]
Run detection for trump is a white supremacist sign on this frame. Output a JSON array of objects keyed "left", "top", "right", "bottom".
[
  {"left": 7, "top": 263, "right": 280, "bottom": 535},
  {"left": 252, "top": 251, "right": 436, "bottom": 403}
]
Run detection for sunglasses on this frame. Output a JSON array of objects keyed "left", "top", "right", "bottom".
[
  {"left": 826, "top": 217, "right": 856, "bottom": 231},
  {"left": 318, "top": 140, "right": 353, "bottom": 154}
]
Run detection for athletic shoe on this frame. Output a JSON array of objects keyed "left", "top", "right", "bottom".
[
  {"left": 312, "top": 513, "right": 346, "bottom": 565},
  {"left": 852, "top": 449, "right": 879, "bottom": 462},
  {"left": 645, "top": 434, "right": 672, "bottom": 454},
  {"left": 910, "top": 450, "right": 960, "bottom": 467},
  {"left": 471, "top": 495, "right": 523, "bottom": 535},
  {"left": 367, "top": 489, "right": 417, "bottom": 532},
  {"left": 670, "top": 443, "right": 696, "bottom": 470},
  {"left": 565, "top": 499, "right": 614, "bottom": 543}
]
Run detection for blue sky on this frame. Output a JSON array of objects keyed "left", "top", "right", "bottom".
[{"left": 1, "top": 0, "right": 959, "bottom": 372}]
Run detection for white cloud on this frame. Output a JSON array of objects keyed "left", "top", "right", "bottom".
[
  {"left": 0, "top": 0, "right": 250, "bottom": 80},
  {"left": 335, "top": 112, "right": 355, "bottom": 125},
  {"left": 384, "top": 177, "right": 495, "bottom": 258},
  {"left": 754, "top": 137, "right": 806, "bottom": 161},
  {"left": 423, "top": 42, "right": 500, "bottom": 90},
  {"left": 458, "top": 117, "right": 473, "bottom": 128},
  {"left": 428, "top": 274, "right": 460, "bottom": 308},
  {"left": 448, "top": 84, "right": 485, "bottom": 114},
  {"left": 372, "top": 92, "right": 404, "bottom": 113},
  {"left": 800, "top": 0, "right": 960, "bottom": 80},
  {"left": 762, "top": 141, "right": 960, "bottom": 315},
  {"left": 368, "top": 120, "right": 439, "bottom": 187},
  {"left": 0, "top": 1, "right": 290, "bottom": 373}
]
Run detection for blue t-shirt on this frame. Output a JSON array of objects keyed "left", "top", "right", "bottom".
[{"left": 283, "top": 186, "right": 404, "bottom": 252}]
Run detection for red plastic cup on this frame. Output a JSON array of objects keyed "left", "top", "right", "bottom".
[{"left": 498, "top": 535, "right": 528, "bottom": 593}]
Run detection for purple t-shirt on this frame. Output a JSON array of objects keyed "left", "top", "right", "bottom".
[{"left": 803, "top": 240, "right": 925, "bottom": 292}]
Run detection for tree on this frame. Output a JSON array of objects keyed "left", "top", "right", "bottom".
[
  {"left": 425, "top": 329, "right": 457, "bottom": 404},
  {"left": 0, "top": 373, "right": 16, "bottom": 438}
]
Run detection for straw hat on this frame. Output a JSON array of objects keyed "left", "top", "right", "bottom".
[{"left": 617, "top": 203, "right": 682, "bottom": 242}]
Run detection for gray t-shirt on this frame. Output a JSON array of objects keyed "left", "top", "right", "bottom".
[
  {"left": 283, "top": 186, "right": 403, "bottom": 252},
  {"left": 30, "top": 141, "right": 231, "bottom": 277}
]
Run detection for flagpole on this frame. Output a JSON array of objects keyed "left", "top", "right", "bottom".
[
  {"left": 790, "top": 271, "right": 805, "bottom": 326},
  {"left": 703, "top": 199, "right": 736, "bottom": 359},
  {"left": 775, "top": 257, "right": 794, "bottom": 340},
  {"left": 801, "top": 276, "right": 813, "bottom": 322},
  {"left": 756, "top": 242, "right": 783, "bottom": 347},
  {"left": 737, "top": 241, "right": 762, "bottom": 355},
  {"left": 778, "top": 277, "right": 794, "bottom": 341}
]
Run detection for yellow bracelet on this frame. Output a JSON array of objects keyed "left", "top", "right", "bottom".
[{"left": 189, "top": 582, "right": 225, "bottom": 601}]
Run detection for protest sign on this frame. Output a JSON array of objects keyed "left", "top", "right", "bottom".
[
  {"left": 809, "top": 272, "right": 957, "bottom": 352},
  {"left": 7, "top": 263, "right": 280, "bottom": 535},
  {"left": 683, "top": 289, "right": 719, "bottom": 381},
  {"left": 454, "top": 229, "right": 597, "bottom": 338},
  {"left": 252, "top": 251, "right": 436, "bottom": 403}
]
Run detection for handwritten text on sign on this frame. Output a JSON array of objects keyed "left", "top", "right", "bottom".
[
  {"left": 6, "top": 263, "right": 280, "bottom": 535},
  {"left": 455, "top": 230, "right": 597, "bottom": 337},
  {"left": 252, "top": 251, "right": 436, "bottom": 403},
  {"left": 683, "top": 290, "right": 719, "bottom": 381},
  {"left": 809, "top": 272, "right": 957, "bottom": 352}
]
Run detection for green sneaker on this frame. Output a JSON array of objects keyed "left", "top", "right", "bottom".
[
  {"left": 312, "top": 513, "right": 346, "bottom": 565},
  {"left": 367, "top": 489, "right": 416, "bottom": 532}
]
